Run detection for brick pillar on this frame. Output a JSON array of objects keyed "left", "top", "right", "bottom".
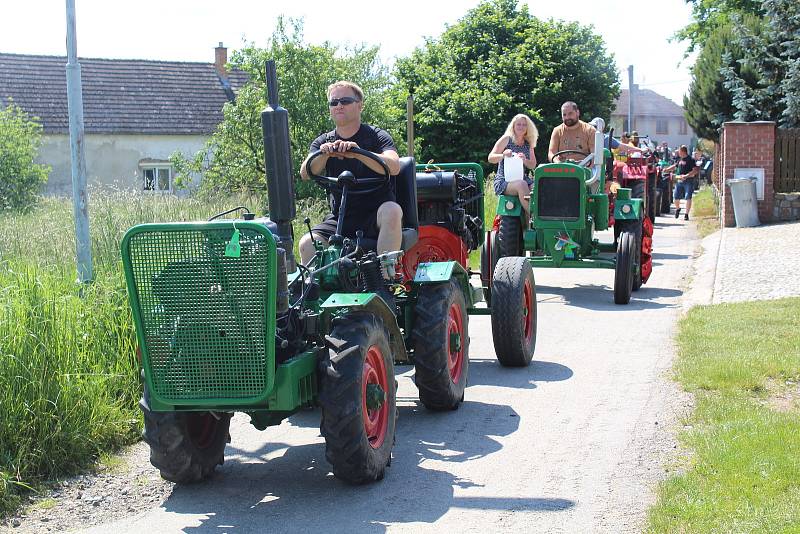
[{"left": 720, "top": 121, "right": 776, "bottom": 227}]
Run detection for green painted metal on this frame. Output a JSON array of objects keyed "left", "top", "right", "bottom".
[
  {"left": 614, "top": 198, "right": 644, "bottom": 220},
  {"left": 527, "top": 256, "right": 616, "bottom": 269},
  {"left": 496, "top": 194, "right": 522, "bottom": 216},
  {"left": 266, "top": 350, "right": 318, "bottom": 411},
  {"left": 121, "top": 221, "right": 277, "bottom": 412},
  {"left": 320, "top": 293, "right": 409, "bottom": 363},
  {"left": 413, "top": 261, "right": 455, "bottom": 283},
  {"left": 589, "top": 194, "right": 609, "bottom": 230},
  {"left": 617, "top": 187, "right": 631, "bottom": 200}
]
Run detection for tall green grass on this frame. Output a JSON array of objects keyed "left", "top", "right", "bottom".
[
  {"left": 648, "top": 298, "right": 800, "bottom": 532},
  {"left": 0, "top": 189, "right": 324, "bottom": 515}
]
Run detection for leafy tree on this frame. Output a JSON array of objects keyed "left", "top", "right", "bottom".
[
  {"left": 0, "top": 100, "right": 50, "bottom": 211},
  {"left": 392, "top": 0, "right": 619, "bottom": 171},
  {"left": 683, "top": 17, "right": 762, "bottom": 141},
  {"left": 720, "top": 0, "right": 800, "bottom": 127},
  {"left": 173, "top": 17, "right": 393, "bottom": 202},
  {"left": 674, "top": 0, "right": 764, "bottom": 54}
]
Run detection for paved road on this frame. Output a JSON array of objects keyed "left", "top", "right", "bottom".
[{"left": 84, "top": 217, "right": 697, "bottom": 534}]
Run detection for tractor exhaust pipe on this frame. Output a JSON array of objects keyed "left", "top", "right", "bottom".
[{"left": 261, "top": 60, "right": 297, "bottom": 273}]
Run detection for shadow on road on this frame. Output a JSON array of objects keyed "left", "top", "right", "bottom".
[
  {"left": 158, "top": 399, "right": 574, "bottom": 532},
  {"left": 650, "top": 252, "right": 691, "bottom": 260},
  {"left": 535, "top": 284, "right": 682, "bottom": 311},
  {"left": 465, "top": 358, "right": 573, "bottom": 389}
]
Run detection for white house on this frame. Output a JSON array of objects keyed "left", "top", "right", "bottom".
[
  {"left": 0, "top": 44, "right": 247, "bottom": 195},
  {"left": 610, "top": 85, "right": 696, "bottom": 149}
]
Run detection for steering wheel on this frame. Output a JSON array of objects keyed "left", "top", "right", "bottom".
[
  {"left": 552, "top": 149, "right": 592, "bottom": 167},
  {"left": 303, "top": 147, "right": 391, "bottom": 196}
]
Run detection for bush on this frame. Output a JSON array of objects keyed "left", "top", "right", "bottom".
[{"left": 0, "top": 100, "right": 50, "bottom": 211}]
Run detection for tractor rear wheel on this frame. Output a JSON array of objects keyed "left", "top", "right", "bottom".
[
  {"left": 411, "top": 279, "right": 469, "bottom": 410},
  {"left": 497, "top": 215, "right": 522, "bottom": 258},
  {"left": 653, "top": 189, "right": 663, "bottom": 218},
  {"left": 614, "top": 231, "right": 635, "bottom": 304},
  {"left": 490, "top": 257, "right": 537, "bottom": 367},
  {"left": 480, "top": 230, "right": 499, "bottom": 306},
  {"left": 320, "top": 312, "right": 396, "bottom": 484},
  {"left": 140, "top": 394, "right": 232, "bottom": 484}
]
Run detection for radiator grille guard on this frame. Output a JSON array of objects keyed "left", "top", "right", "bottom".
[
  {"left": 538, "top": 177, "right": 582, "bottom": 219},
  {"left": 121, "top": 222, "right": 277, "bottom": 407}
]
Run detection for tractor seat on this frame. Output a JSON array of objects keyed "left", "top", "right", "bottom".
[{"left": 354, "top": 156, "right": 419, "bottom": 253}]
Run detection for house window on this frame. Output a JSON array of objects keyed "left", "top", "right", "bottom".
[
  {"left": 679, "top": 120, "right": 688, "bottom": 135},
  {"left": 143, "top": 166, "right": 172, "bottom": 192},
  {"left": 656, "top": 120, "right": 669, "bottom": 135}
]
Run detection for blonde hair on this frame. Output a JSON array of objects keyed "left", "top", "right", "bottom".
[
  {"left": 503, "top": 114, "right": 539, "bottom": 148},
  {"left": 327, "top": 80, "right": 364, "bottom": 102}
]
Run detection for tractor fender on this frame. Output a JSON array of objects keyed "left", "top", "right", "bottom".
[
  {"left": 496, "top": 194, "right": 523, "bottom": 217},
  {"left": 614, "top": 198, "right": 644, "bottom": 220},
  {"left": 412, "top": 261, "right": 476, "bottom": 307},
  {"left": 320, "top": 293, "right": 408, "bottom": 363}
]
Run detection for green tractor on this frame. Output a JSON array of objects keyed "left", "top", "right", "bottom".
[
  {"left": 121, "top": 62, "right": 537, "bottom": 486},
  {"left": 481, "top": 123, "right": 645, "bottom": 304}
]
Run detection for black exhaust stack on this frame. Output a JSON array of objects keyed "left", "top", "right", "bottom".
[{"left": 261, "top": 60, "right": 297, "bottom": 274}]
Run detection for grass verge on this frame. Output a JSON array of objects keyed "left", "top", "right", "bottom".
[
  {"left": 690, "top": 186, "right": 720, "bottom": 238},
  {"left": 647, "top": 297, "right": 800, "bottom": 533},
  {"left": 0, "top": 190, "right": 325, "bottom": 516}
]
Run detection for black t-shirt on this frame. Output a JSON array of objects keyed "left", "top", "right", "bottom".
[
  {"left": 309, "top": 124, "right": 397, "bottom": 222},
  {"left": 677, "top": 156, "right": 696, "bottom": 182}
]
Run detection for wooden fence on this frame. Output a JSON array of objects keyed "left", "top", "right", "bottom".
[{"left": 775, "top": 128, "right": 800, "bottom": 192}]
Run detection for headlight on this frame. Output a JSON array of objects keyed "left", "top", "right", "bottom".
[
  {"left": 621, "top": 204, "right": 632, "bottom": 214},
  {"left": 505, "top": 200, "right": 516, "bottom": 211}
]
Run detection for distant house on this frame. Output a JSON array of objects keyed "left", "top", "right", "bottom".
[
  {"left": 610, "top": 85, "right": 695, "bottom": 149},
  {"left": 0, "top": 44, "right": 247, "bottom": 195}
]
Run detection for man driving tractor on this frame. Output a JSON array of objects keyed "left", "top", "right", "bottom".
[{"left": 299, "top": 81, "right": 401, "bottom": 267}]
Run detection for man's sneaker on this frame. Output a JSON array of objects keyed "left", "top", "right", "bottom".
[
  {"left": 674, "top": 207, "right": 682, "bottom": 219},
  {"left": 684, "top": 213, "right": 689, "bottom": 221}
]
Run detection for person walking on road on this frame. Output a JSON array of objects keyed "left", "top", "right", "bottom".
[{"left": 663, "top": 145, "right": 698, "bottom": 220}]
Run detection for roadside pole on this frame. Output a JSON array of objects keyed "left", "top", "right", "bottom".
[
  {"left": 65, "top": 0, "right": 93, "bottom": 283},
  {"left": 627, "top": 65, "right": 634, "bottom": 134}
]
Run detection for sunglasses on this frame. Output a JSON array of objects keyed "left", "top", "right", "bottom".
[{"left": 328, "top": 97, "right": 359, "bottom": 107}]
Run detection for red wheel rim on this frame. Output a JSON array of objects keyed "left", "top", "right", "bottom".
[
  {"left": 523, "top": 278, "right": 534, "bottom": 344},
  {"left": 362, "top": 345, "right": 389, "bottom": 449},
  {"left": 447, "top": 302, "right": 465, "bottom": 383}
]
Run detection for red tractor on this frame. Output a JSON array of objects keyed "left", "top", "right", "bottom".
[{"left": 609, "top": 138, "right": 657, "bottom": 288}]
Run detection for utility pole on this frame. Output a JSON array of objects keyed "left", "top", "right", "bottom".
[
  {"left": 65, "top": 0, "right": 93, "bottom": 283},
  {"left": 627, "top": 65, "right": 635, "bottom": 134}
]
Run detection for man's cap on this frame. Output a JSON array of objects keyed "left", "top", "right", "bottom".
[
  {"left": 631, "top": 130, "right": 639, "bottom": 136},
  {"left": 622, "top": 131, "right": 630, "bottom": 137}
]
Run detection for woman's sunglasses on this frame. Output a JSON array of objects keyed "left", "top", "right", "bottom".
[{"left": 329, "top": 97, "right": 359, "bottom": 107}]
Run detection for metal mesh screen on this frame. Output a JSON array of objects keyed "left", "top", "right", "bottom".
[
  {"left": 538, "top": 177, "right": 581, "bottom": 220},
  {"left": 125, "top": 224, "right": 275, "bottom": 403}
]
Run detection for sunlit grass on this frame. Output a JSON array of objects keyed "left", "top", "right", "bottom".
[
  {"left": 690, "top": 186, "right": 720, "bottom": 238},
  {"left": 0, "top": 188, "right": 325, "bottom": 515},
  {"left": 648, "top": 298, "right": 800, "bottom": 533}
]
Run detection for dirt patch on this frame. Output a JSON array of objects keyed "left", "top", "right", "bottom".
[
  {"left": 762, "top": 378, "right": 800, "bottom": 413},
  {"left": 2, "top": 442, "right": 173, "bottom": 533}
]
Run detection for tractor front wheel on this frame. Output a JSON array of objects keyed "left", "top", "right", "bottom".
[
  {"left": 411, "top": 279, "right": 469, "bottom": 410},
  {"left": 614, "top": 231, "right": 635, "bottom": 304},
  {"left": 140, "top": 394, "right": 232, "bottom": 484},
  {"left": 480, "top": 230, "right": 499, "bottom": 306},
  {"left": 497, "top": 215, "right": 523, "bottom": 258},
  {"left": 490, "top": 257, "right": 537, "bottom": 367},
  {"left": 320, "top": 312, "right": 396, "bottom": 484}
]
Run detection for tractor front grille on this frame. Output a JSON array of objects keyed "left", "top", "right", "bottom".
[
  {"left": 122, "top": 222, "right": 276, "bottom": 405},
  {"left": 538, "top": 177, "right": 581, "bottom": 219}
]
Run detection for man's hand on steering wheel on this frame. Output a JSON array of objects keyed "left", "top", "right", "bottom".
[{"left": 320, "top": 139, "right": 360, "bottom": 158}]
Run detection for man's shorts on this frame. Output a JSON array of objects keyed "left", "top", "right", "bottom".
[
  {"left": 674, "top": 180, "right": 695, "bottom": 200},
  {"left": 311, "top": 212, "right": 380, "bottom": 242}
]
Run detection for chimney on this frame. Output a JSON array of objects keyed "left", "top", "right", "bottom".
[{"left": 214, "top": 42, "right": 227, "bottom": 77}]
